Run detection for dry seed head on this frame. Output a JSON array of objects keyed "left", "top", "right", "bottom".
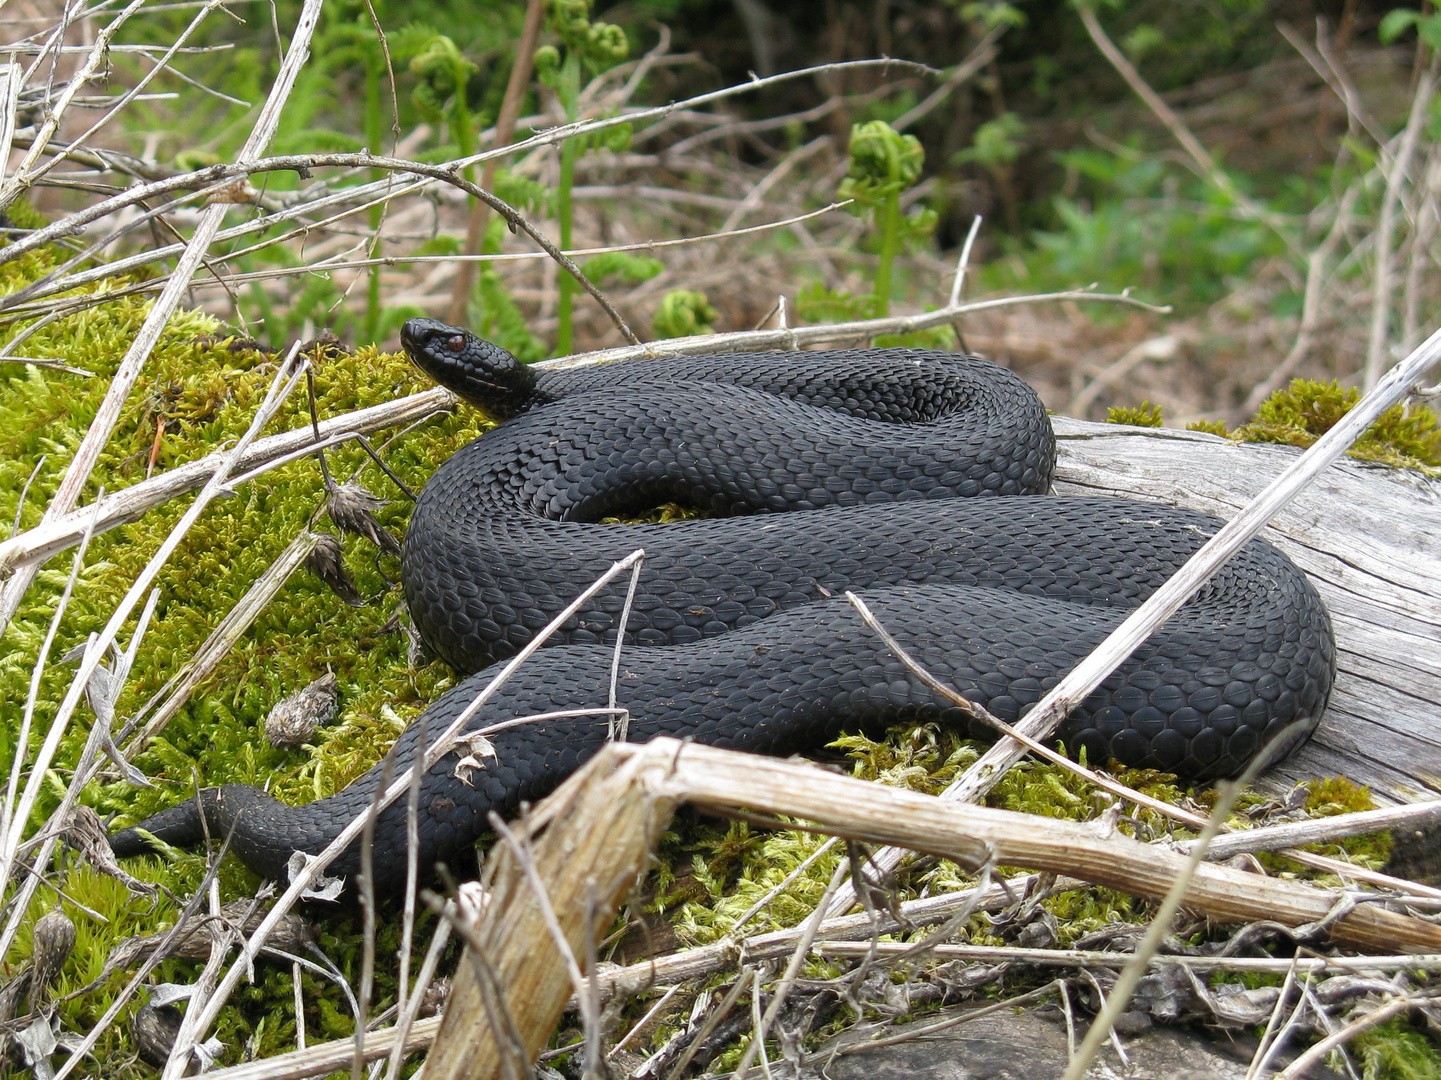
[
  {"left": 304, "top": 531, "right": 366, "bottom": 606},
  {"left": 325, "top": 482, "right": 402, "bottom": 556},
  {"left": 131, "top": 1000, "right": 183, "bottom": 1070},
  {"left": 28, "top": 908, "right": 76, "bottom": 1008},
  {"left": 419, "top": 977, "right": 451, "bottom": 1018},
  {"left": 265, "top": 672, "right": 341, "bottom": 749}
]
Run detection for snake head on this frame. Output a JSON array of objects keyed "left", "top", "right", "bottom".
[{"left": 400, "top": 319, "right": 539, "bottom": 420}]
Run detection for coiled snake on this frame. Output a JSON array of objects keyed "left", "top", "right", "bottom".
[{"left": 109, "top": 319, "right": 1335, "bottom": 892}]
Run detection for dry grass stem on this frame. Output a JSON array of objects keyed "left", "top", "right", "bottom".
[
  {"left": 729, "top": 859, "right": 850, "bottom": 1079},
  {"left": 202, "top": 873, "right": 1070, "bottom": 1079},
  {"left": 116, "top": 531, "right": 321, "bottom": 758},
  {"left": 1061, "top": 755, "right": 1256, "bottom": 1080},
  {"left": 1364, "top": 54, "right": 1439, "bottom": 389},
  {"left": 0, "top": 348, "right": 309, "bottom": 961},
  {"left": 810, "top": 942, "right": 1441, "bottom": 974}
]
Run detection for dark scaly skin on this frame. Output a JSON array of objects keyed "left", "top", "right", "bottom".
[{"left": 109, "top": 320, "right": 1336, "bottom": 895}]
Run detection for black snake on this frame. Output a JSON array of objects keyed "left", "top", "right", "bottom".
[{"left": 109, "top": 319, "right": 1336, "bottom": 892}]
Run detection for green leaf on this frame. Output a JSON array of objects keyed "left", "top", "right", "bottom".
[
  {"left": 1379, "top": 8, "right": 1422, "bottom": 44},
  {"left": 652, "top": 290, "right": 718, "bottom": 338},
  {"left": 958, "top": 2, "right": 1027, "bottom": 30},
  {"left": 582, "top": 252, "right": 664, "bottom": 287},
  {"left": 841, "top": 121, "right": 926, "bottom": 210},
  {"left": 953, "top": 112, "right": 1025, "bottom": 169}
]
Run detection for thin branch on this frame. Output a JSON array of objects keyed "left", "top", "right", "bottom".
[
  {"left": 891, "top": 25, "right": 1004, "bottom": 133},
  {"left": 8, "top": 201, "right": 853, "bottom": 314},
  {"left": 446, "top": 0, "right": 545, "bottom": 325},
  {"left": 0, "top": 0, "right": 148, "bottom": 211},
  {"left": 1364, "top": 53, "right": 1438, "bottom": 389},
  {"left": 1076, "top": 2, "right": 1294, "bottom": 243},
  {"left": 947, "top": 214, "right": 983, "bottom": 308}
]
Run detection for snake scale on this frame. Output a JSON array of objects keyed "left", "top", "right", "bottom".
[{"left": 108, "top": 319, "right": 1336, "bottom": 893}]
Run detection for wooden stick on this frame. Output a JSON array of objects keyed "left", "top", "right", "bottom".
[
  {"left": 393, "top": 739, "right": 1441, "bottom": 1079},
  {"left": 647, "top": 741, "right": 1441, "bottom": 955}
]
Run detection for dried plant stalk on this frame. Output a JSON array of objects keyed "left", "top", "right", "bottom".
[
  {"left": 423, "top": 741, "right": 682, "bottom": 1080},
  {"left": 412, "top": 738, "right": 1441, "bottom": 1080}
]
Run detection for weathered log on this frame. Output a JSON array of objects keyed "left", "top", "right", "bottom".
[{"left": 1051, "top": 416, "right": 1441, "bottom": 803}]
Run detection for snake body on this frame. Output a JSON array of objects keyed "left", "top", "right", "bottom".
[{"left": 109, "top": 320, "right": 1335, "bottom": 892}]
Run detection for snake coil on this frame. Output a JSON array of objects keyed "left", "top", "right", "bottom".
[{"left": 109, "top": 320, "right": 1335, "bottom": 893}]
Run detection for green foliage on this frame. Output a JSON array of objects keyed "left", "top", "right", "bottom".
[
  {"left": 665, "top": 722, "right": 1191, "bottom": 951},
  {"left": 542, "top": 0, "right": 632, "bottom": 356},
  {"left": 838, "top": 120, "right": 936, "bottom": 316},
  {"left": 1233, "top": 379, "right": 1441, "bottom": 471},
  {"left": 1106, "top": 402, "right": 1163, "bottom": 427},
  {"left": 843, "top": 121, "right": 926, "bottom": 200},
  {"left": 404, "top": 32, "right": 478, "bottom": 123},
  {"left": 652, "top": 289, "right": 717, "bottom": 338},
  {"left": 547, "top": 0, "right": 630, "bottom": 72},
  {"left": 583, "top": 251, "right": 664, "bottom": 288},
  {"left": 1352, "top": 1017, "right": 1441, "bottom": 1080},
  {"left": 953, "top": 113, "right": 1025, "bottom": 170},
  {"left": 1380, "top": 6, "right": 1441, "bottom": 49},
  {"left": 477, "top": 263, "right": 549, "bottom": 363},
  {"left": 984, "top": 147, "right": 1288, "bottom": 311},
  {"left": 874, "top": 324, "right": 959, "bottom": 350},
  {"left": 795, "top": 283, "right": 880, "bottom": 324},
  {"left": 0, "top": 244, "right": 496, "bottom": 1070},
  {"left": 1098, "top": 382, "right": 1441, "bottom": 473},
  {"left": 956, "top": 2, "right": 1027, "bottom": 30}
]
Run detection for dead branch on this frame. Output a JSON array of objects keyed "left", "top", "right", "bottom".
[{"left": 391, "top": 739, "right": 1441, "bottom": 1079}]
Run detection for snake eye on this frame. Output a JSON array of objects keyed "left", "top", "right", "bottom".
[{"left": 446, "top": 334, "right": 466, "bottom": 353}]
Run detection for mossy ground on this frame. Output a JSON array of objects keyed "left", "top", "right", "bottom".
[
  {"left": 0, "top": 224, "right": 488, "bottom": 1071},
  {"left": 1106, "top": 381, "right": 1441, "bottom": 473},
  {"left": 0, "top": 227, "right": 1428, "bottom": 1075}
]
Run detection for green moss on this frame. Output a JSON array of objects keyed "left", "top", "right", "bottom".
[
  {"left": 1302, "top": 776, "right": 1391, "bottom": 867},
  {"left": 0, "top": 239, "right": 491, "bottom": 1069},
  {"left": 1106, "top": 402, "right": 1164, "bottom": 427},
  {"left": 1186, "top": 418, "right": 1229, "bottom": 436},
  {"left": 1352, "top": 1017, "right": 1441, "bottom": 1080},
  {"left": 1233, "top": 378, "right": 1441, "bottom": 471}
]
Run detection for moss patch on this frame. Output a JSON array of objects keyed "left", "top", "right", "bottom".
[
  {"left": 1232, "top": 378, "right": 1441, "bottom": 471},
  {"left": 1106, "top": 401, "right": 1164, "bottom": 427},
  {"left": 0, "top": 226, "right": 489, "bottom": 1068}
]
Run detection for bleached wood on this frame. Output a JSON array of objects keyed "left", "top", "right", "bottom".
[
  {"left": 1050, "top": 415, "right": 1441, "bottom": 803},
  {"left": 411, "top": 739, "right": 1441, "bottom": 1080}
]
